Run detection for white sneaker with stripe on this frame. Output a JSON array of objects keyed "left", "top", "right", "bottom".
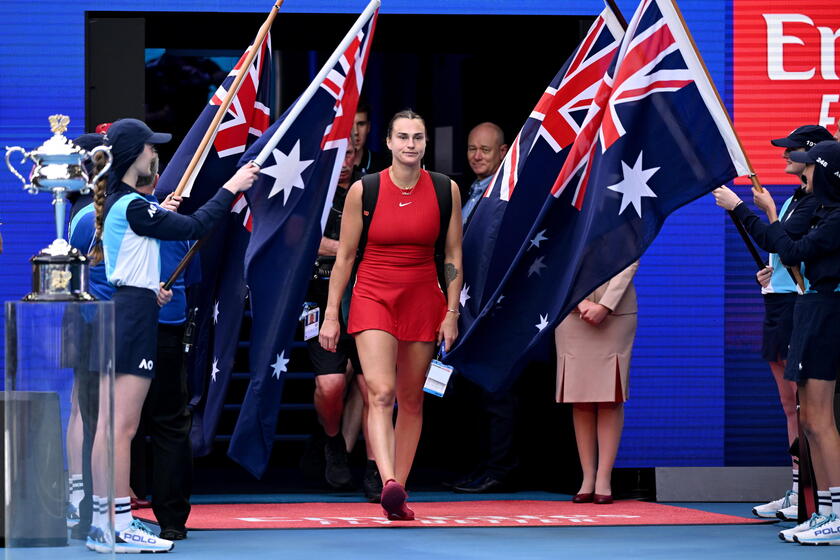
[
  {"left": 752, "top": 490, "right": 796, "bottom": 518},
  {"left": 779, "top": 513, "right": 830, "bottom": 543}
]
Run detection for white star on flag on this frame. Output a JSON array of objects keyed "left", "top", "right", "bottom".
[
  {"left": 261, "top": 140, "right": 314, "bottom": 204},
  {"left": 528, "top": 256, "right": 547, "bottom": 277},
  {"left": 536, "top": 314, "right": 549, "bottom": 331},
  {"left": 528, "top": 229, "right": 548, "bottom": 250},
  {"left": 213, "top": 300, "right": 220, "bottom": 325},
  {"left": 606, "top": 151, "right": 659, "bottom": 218},
  {"left": 270, "top": 351, "right": 289, "bottom": 380},
  {"left": 211, "top": 358, "right": 220, "bottom": 383},
  {"left": 460, "top": 284, "right": 471, "bottom": 307}
]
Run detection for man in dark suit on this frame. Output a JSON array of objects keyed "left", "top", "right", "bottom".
[{"left": 451, "top": 122, "right": 517, "bottom": 494}]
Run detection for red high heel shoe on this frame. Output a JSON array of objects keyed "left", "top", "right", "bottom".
[{"left": 593, "top": 493, "right": 614, "bottom": 504}]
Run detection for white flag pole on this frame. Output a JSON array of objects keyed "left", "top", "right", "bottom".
[{"left": 253, "top": 0, "right": 380, "bottom": 167}]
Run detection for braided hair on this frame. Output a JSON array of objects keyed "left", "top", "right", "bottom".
[{"left": 88, "top": 151, "right": 109, "bottom": 265}]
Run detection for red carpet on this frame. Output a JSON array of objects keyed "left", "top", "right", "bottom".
[{"left": 143, "top": 500, "right": 771, "bottom": 530}]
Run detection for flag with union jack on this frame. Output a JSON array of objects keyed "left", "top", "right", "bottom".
[
  {"left": 152, "top": 35, "right": 271, "bottom": 456},
  {"left": 459, "top": 6, "right": 625, "bottom": 327},
  {"left": 227, "top": 9, "right": 378, "bottom": 477},
  {"left": 446, "top": 0, "right": 750, "bottom": 391}
]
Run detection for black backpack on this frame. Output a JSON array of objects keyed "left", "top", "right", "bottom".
[{"left": 356, "top": 171, "right": 452, "bottom": 291}]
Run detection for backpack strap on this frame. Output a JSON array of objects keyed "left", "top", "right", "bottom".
[
  {"left": 428, "top": 171, "right": 453, "bottom": 292},
  {"left": 354, "top": 172, "right": 381, "bottom": 270}
]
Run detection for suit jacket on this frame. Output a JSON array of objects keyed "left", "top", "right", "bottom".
[{"left": 582, "top": 261, "right": 639, "bottom": 315}]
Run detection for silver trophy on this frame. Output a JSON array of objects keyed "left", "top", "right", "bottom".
[{"left": 5, "top": 115, "right": 112, "bottom": 301}]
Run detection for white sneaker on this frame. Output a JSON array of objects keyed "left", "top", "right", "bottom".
[
  {"left": 794, "top": 513, "right": 840, "bottom": 545},
  {"left": 776, "top": 503, "right": 799, "bottom": 521},
  {"left": 779, "top": 513, "right": 830, "bottom": 542},
  {"left": 87, "top": 526, "right": 113, "bottom": 553},
  {"left": 112, "top": 519, "right": 174, "bottom": 553},
  {"left": 66, "top": 503, "right": 80, "bottom": 528},
  {"left": 753, "top": 491, "right": 797, "bottom": 518}
]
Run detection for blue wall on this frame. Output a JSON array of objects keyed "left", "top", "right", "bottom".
[{"left": 2, "top": 0, "right": 782, "bottom": 467}]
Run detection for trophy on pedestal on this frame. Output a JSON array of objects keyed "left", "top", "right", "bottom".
[{"left": 5, "top": 115, "right": 112, "bottom": 301}]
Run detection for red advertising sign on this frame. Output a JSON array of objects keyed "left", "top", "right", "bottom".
[{"left": 733, "top": 0, "right": 840, "bottom": 185}]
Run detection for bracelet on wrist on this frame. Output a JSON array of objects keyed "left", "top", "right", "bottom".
[
  {"left": 446, "top": 308, "right": 460, "bottom": 315},
  {"left": 324, "top": 316, "right": 339, "bottom": 322}
]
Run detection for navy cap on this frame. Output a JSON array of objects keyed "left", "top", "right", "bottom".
[
  {"left": 73, "top": 132, "right": 105, "bottom": 152},
  {"left": 790, "top": 140, "right": 840, "bottom": 205},
  {"left": 105, "top": 118, "right": 171, "bottom": 150},
  {"left": 104, "top": 118, "right": 170, "bottom": 188},
  {"left": 770, "top": 125, "right": 834, "bottom": 149}
]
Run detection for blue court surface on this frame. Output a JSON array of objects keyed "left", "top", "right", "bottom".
[{"left": 10, "top": 492, "right": 838, "bottom": 559}]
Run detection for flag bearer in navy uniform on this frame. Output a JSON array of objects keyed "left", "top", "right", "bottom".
[
  {"left": 749, "top": 125, "right": 833, "bottom": 521},
  {"left": 86, "top": 118, "right": 258, "bottom": 554},
  {"left": 129, "top": 159, "right": 198, "bottom": 542},
  {"left": 715, "top": 140, "right": 840, "bottom": 545}
]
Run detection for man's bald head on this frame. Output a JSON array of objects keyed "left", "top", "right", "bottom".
[{"left": 467, "top": 122, "right": 508, "bottom": 180}]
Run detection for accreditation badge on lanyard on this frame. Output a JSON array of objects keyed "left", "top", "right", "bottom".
[
  {"left": 423, "top": 344, "right": 453, "bottom": 397},
  {"left": 301, "top": 302, "right": 320, "bottom": 341}
]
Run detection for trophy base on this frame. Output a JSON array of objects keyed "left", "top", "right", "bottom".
[
  {"left": 22, "top": 291, "right": 96, "bottom": 303},
  {"left": 25, "top": 239, "right": 95, "bottom": 302}
]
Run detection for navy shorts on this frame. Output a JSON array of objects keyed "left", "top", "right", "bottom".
[
  {"left": 784, "top": 292, "right": 840, "bottom": 383},
  {"left": 113, "top": 286, "right": 159, "bottom": 378},
  {"left": 761, "top": 293, "right": 797, "bottom": 362}
]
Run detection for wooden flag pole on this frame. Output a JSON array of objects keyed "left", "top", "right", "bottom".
[
  {"left": 171, "top": 0, "right": 283, "bottom": 198},
  {"left": 162, "top": 236, "right": 208, "bottom": 291}
]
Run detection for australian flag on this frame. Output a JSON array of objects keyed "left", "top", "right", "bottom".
[
  {"left": 227, "top": 9, "right": 378, "bottom": 478},
  {"left": 446, "top": 0, "right": 750, "bottom": 391},
  {"left": 459, "top": 6, "right": 624, "bottom": 327},
  {"left": 153, "top": 35, "right": 271, "bottom": 456}
]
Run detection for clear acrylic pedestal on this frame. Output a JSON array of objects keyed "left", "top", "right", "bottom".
[{"left": 3, "top": 301, "right": 114, "bottom": 558}]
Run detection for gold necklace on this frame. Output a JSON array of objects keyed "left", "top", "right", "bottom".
[{"left": 390, "top": 169, "right": 418, "bottom": 195}]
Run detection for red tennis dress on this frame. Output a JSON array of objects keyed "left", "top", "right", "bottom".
[{"left": 347, "top": 168, "right": 447, "bottom": 342}]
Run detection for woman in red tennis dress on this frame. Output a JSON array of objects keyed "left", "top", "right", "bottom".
[{"left": 320, "top": 110, "right": 463, "bottom": 520}]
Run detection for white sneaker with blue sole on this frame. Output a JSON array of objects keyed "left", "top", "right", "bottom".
[
  {"left": 794, "top": 513, "right": 840, "bottom": 545},
  {"left": 110, "top": 519, "right": 174, "bottom": 553},
  {"left": 779, "top": 513, "right": 830, "bottom": 542},
  {"left": 753, "top": 490, "right": 797, "bottom": 518}
]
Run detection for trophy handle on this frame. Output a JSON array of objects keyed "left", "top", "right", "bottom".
[
  {"left": 5, "top": 146, "right": 34, "bottom": 192},
  {"left": 88, "top": 145, "right": 112, "bottom": 189}
]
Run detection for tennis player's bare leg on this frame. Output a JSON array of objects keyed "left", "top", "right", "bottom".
[
  {"left": 355, "top": 330, "right": 399, "bottom": 482},
  {"left": 393, "top": 340, "right": 435, "bottom": 486}
]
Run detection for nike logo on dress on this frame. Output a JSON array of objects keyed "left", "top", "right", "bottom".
[{"left": 399, "top": 202, "right": 413, "bottom": 207}]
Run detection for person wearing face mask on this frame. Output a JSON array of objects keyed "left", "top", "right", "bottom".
[{"left": 714, "top": 139, "right": 840, "bottom": 545}]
